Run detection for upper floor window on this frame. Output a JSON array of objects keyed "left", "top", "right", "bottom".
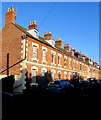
[
  {"left": 33, "top": 45, "right": 37, "bottom": 59},
  {"left": 32, "top": 42, "right": 39, "bottom": 61},
  {"left": 64, "top": 57, "right": 67, "bottom": 67},
  {"left": 58, "top": 53, "right": 62, "bottom": 67},
  {"left": 71, "top": 59, "right": 74, "bottom": 69},
  {"left": 75, "top": 61, "right": 78, "bottom": 70},
  {"left": 69, "top": 58, "right": 71, "bottom": 68},
  {"left": 52, "top": 53, "right": 55, "bottom": 63},
  {"left": 64, "top": 57, "right": 66, "bottom": 66},
  {"left": 42, "top": 49, "right": 47, "bottom": 62},
  {"left": 42, "top": 47, "right": 47, "bottom": 63},
  {"left": 80, "top": 63, "right": 82, "bottom": 70},
  {"left": 51, "top": 50, "right": 56, "bottom": 65},
  {"left": 58, "top": 56, "right": 60, "bottom": 64}
]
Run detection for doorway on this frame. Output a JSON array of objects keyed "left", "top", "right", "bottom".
[{"left": 42, "top": 70, "right": 46, "bottom": 89}]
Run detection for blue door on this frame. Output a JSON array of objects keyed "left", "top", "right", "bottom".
[{"left": 42, "top": 70, "right": 46, "bottom": 89}]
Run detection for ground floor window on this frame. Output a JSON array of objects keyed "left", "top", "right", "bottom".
[
  {"left": 32, "top": 69, "right": 37, "bottom": 84},
  {"left": 51, "top": 71, "right": 54, "bottom": 80},
  {"left": 68, "top": 72, "right": 71, "bottom": 80},
  {"left": 58, "top": 71, "right": 61, "bottom": 80},
  {"left": 64, "top": 72, "right": 67, "bottom": 80},
  {"left": 51, "top": 70, "right": 55, "bottom": 80}
]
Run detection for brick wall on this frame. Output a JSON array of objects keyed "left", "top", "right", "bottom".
[
  {"left": 2, "top": 23, "right": 23, "bottom": 75},
  {"left": 25, "top": 35, "right": 100, "bottom": 81}
]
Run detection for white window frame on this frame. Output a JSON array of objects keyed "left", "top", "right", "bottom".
[
  {"left": 58, "top": 71, "right": 61, "bottom": 80},
  {"left": 69, "top": 58, "right": 71, "bottom": 68},
  {"left": 41, "top": 68, "right": 47, "bottom": 72},
  {"left": 51, "top": 70, "right": 56, "bottom": 80},
  {"left": 64, "top": 72, "right": 67, "bottom": 80},
  {"left": 68, "top": 72, "right": 71, "bottom": 80},
  {"left": 51, "top": 50, "right": 56, "bottom": 65},
  {"left": 31, "top": 66, "right": 38, "bottom": 86},
  {"left": 32, "top": 42, "right": 39, "bottom": 61},
  {"left": 76, "top": 61, "right": 78, "bottom": 70},
  {"left": 58, "top": 53, "right": 62, "bottom": 67},
  {"left": 64, "top": 56, "right": 67, "bottom": 67},
  {"left": 42, "top": 47, "right": 47, "bottom": 63},
  {"left": 73, "top": 59, "right": 75, "bottom": 69}
]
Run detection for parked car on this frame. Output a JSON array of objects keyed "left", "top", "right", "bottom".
[
  {"left": 97, "top": 79, "right": 101, "bottom": 84},
  {"left": 70, "top": 78, "right": 84, "bottom": 85},
  {"left": 47, "top": 80, "right": 75, "bottom": 95},
  {"left": 86, "top": 78, "right": 98, "bottom": 85},
  {"left": 2, "top": 91, "right": 13, "bottom": 103}
]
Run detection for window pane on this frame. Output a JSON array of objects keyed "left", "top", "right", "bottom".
[
  {"left": 64, "top": 58, "right": 66, "bottom": 66},
  {"left": 58, "top": 56, "right": 60, "bottom": 64},
  {"left": 43, "top": 49, "right": 46, "bottom": 61},
  {"left": 32, "top": 69, "right": 36, "bottom": 83},
  {"left": 64, "top": 73, "right": 66, "bottom": 80},
  {"left": 51, "top": 71, "right": 54, "bottom": 80},
  {"left": 33, "top": 46, "right": 37, "bottom": 59},
  {"left": 58, "top": 73, "right": 61, "bottom": 80},
  {"left": 52, "top": 53, "right": 54, "bottom": 63}
]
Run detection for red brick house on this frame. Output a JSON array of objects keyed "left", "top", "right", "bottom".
[{"left": 0, "top": 6, "right": 100, "bottom": 93}]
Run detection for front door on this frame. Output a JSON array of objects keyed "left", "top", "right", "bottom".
[{"left": 42, "top": 70, "right": 46, "bottom": 89}]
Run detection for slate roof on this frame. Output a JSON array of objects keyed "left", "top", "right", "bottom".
[{"left": 12, "top": 22, "right": 74, "bottom": 56}]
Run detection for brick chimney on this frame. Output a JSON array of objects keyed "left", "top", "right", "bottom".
[
  {"left": 71, "top": 48, "right": 76, "bottom": 52},
  {"left": 28, "top": 21, "right": 38, "bottom": 30},
  {"left": 64, "top": 44, "right": 70, "bottom": 51},
  {"left": 5, "top": 5, "right": 16, "bottom": 25},
  {"left": 27, "top": 21, "right": 39, "bottom": 38},
  {"left": 44, "top": 31, "right": 52, "bottom": 40},
  {"left": 55, "top": 38, "right": 62, "bottom": 48}
]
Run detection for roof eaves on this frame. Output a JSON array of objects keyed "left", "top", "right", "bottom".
[{"left": 12, "top": 22, "right": 52, "bottom": 46}]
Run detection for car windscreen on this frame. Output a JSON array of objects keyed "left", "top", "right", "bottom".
[
  {"left": 48, "top": 81, "right": 61, "bottom": 87},
  {"left": 61, "top": 81, "right": 70, "bottom": 85}
]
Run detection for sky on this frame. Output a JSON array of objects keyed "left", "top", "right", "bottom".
[{"left": 1, "top": 2, "right": 100, "bottom": 65}]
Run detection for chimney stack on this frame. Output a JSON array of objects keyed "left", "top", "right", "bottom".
[
  {"left": 44, "top": 31, "right": 52, "bottom": 40},
  {"left": 64, "top": 44, "right": 70, "bottom": 51},
  {"left": 55, "top": 38, "right": 62, "bottom": 48},
  {"left": 5, "top": 5, "right": 16, "bottom": 25},
  {"left": 71, "top": 48, "right": 76, "bottom": 53},
  {"left": 28, "top": 21, "right": 38, "bottom": 30}
]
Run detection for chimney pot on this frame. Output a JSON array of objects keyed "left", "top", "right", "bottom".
[
  {"left": 71, "top": 48, "right": 76, "bottom": 52},
  {"left": 28, "top": 21, "right": 38, "bottom": 29},
  {"left": 56, "top": 38, "right": 62, "bottom": 41},
  {"left": 5, "top": 5, "right": 16, "bottom": 25},
  {"left": 44, "top": 31, "right": 51, "bottom": 35},
  {"left": 44, "top": 31, "right": 52, "bottom": 40},
  {"left": 64, "top": 44, "right": 70, "bottom": 51},
  {"left": 55, "top": 38, "right": 62, "bottom": 48},
  {"left": 11, "top": 5, "right": 14, "bottom": 11}
]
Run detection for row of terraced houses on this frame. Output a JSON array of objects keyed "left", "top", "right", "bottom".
[{"left": 0, "top": 6, "right": 101, "bottom": 93}]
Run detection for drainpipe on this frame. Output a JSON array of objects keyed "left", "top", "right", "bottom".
[
  {"left": 7, "top": 53, "right": 9, "bottom": 76},
  {"left": 0, "top": 34, "right": 27, "bottom": 74}
]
